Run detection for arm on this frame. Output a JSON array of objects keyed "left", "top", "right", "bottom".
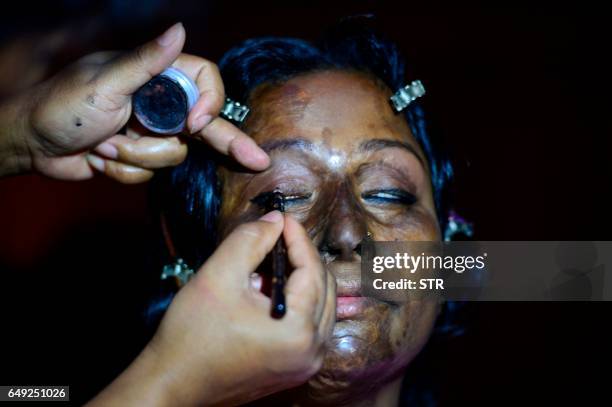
[
  {"left": 86, "top": 345, "right": 174, "bottom": 407},
  {"left": 88, "top": 212, "right": 336, "bottom": 406}
]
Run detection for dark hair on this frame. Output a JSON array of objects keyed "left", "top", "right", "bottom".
[
  {"left": 220, "top": 19, "right": 452, "bottom": 210},
  {"left": 148, "top": 16, "right": 460, "bottom": 406},
  {"left": 150, "top": 16, "right": 453, "bottom": 267}
]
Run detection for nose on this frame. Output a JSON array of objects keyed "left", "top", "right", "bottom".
[{"left": 319, "top": 183, "right": 368, "bottom": 261}]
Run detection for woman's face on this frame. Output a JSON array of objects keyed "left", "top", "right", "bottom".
[{"left": 217, "top": 70, "right": 441, "bottom": 403}]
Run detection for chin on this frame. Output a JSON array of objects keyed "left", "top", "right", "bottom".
[
  {"left": 301, "top": 302, "right": 439, "bottom": 405},
  {"left": 303, "top": 320, "right": 403, "bottom": 404},
  {"left": 304, "top": 345, "right": 408, "bottom": 405}
]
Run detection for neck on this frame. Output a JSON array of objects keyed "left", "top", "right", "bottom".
[
  {"left": 342, "top": 377, "right": 402, "bottom": 407},
  {"left": 253, "top": 376, "right": 403, "bottom": 407}
]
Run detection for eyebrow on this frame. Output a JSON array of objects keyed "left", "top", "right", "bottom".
[
  {"left": 358, "top": 139, "right": 426, "bottom": 168},
  {"left": 258, "top": 138, "right": 315, "bottom": 154},
  {"left": 258, "top": 137, "right": 426, "bottom": 168}
]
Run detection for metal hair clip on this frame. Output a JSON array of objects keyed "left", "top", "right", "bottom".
[
  {"left": 161, "top": 258, "right": 195, "bottom": 287},
  {"left": 220, "top": 98, "right": 250, "bottom": 123},
  {"left": 390, "top": 80, "right": 426, "bottom": 112}
]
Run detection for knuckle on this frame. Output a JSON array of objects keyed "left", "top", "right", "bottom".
[
  {"left": 199, "top": 61, "right": 225, "bottom": 103},
  {"left": 202, "top": 88, "right": 225, "bottom": 111},
  {"left": 202, "top": 59, "right": 220, "bottom": 75},
  {"left": 79, "top": 51, "right": 111, "bottom": 66},
  {"left": 86, "top": 82, "right": 125, "bottom": 113},
  {"left": 132, "top": 46, "right": 149, "bottom": 71},
  {"left": 235, "top": 222, "right": 264, "bottom": 242}
]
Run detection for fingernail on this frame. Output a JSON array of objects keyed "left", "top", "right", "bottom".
[
  {"left": 252, "top": 146, "right": 270, "bottom": 167},
  {"left": 156, "top": 22, "right": 183, "bottom": 47},
  {"left": 94, "top": 142, "right": 118, "bottom": 159},
  {"left": 189, "top": 114, "right": 212, "bottom": 134},
  {"left": 244, "top": 147, "right": 270, "bottom": 170},
  {"left": 86, "top": 154, "right": 105, "bottom": 172},
  {"left": 259, "top": 210, "right": 282, "bottom": 223},
  {"left": 234, "top": 138, "right": 270, "bottom": 170},
  {"left": 249, "top": 273, "right": 262, "bottom": 291}
]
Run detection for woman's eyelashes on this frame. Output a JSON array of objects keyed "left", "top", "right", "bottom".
[
  {"left": 361, "top": 188, "right": 417, "bottom": 206},
  {"left": 251, "top": 190, "right": 312, "bottom": 210},
  {"left": 249, "top": 188, "right": 416, "bottom": 212}
]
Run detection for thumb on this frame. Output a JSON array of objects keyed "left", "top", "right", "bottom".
[
  {"left": 96, "top": 22, "right": 185, "bottom": 96},
  {"left": 198, "top": 211, "right": 285, "bottom": 288}
]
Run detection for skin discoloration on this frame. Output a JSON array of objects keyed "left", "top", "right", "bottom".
[
  {"left": 321, "top": 127, "right": 333, "bottom": 147},
  {"left": 217, "top": 70, "right": 441, "bottom": 405},
  {"left": 246, "top": 82, "right": 312, "bottom": 137}
]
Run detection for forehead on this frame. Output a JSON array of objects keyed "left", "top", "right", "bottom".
[{"left": 244, "top": 70, "right": 418, "bottom": 153}]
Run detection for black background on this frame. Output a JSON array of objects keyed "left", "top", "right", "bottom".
[{"left": 0, "top": 1, "right": 610, "bottom": 405}]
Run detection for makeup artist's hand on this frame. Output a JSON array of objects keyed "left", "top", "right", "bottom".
[
  {"left": 89, "top": 212, "right": 336, "bottom": 407},
  {"left": 0, "top": 23, "right": 269, "bottom": 182}
]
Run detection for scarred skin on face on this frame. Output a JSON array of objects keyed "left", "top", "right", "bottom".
[{"left": 217, "top": 70, "right": 441, "bottom": 406}]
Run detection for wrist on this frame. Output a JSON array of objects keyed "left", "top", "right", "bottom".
[
  {"left": 134, "top": 341, "right": 185, "bottom": 407},
  {"left": 87, "top": 343, "right": 179, "bottom": 407},
  {"left": 142, "top": 335, "right": 213, "bottom": 407},
  {"left": 0, "top": 92, "right": 35, "bottom": 177}
]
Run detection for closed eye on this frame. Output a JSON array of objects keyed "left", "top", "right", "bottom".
[
  {"left": 251, "top": 191, "right": 312, "bottom": 210},
  {"left": 361, "top": 189, "right": 417, "bottom": 206}
]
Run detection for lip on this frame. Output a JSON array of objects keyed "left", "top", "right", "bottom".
[
  {"left": 336, "top": 296, "right": 368, "bottom": 319},
  {"left": 325, "top": 262, "right": 366, "bottom": 319}
]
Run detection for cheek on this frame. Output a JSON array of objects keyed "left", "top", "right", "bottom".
[
  {"left": 370, "top": 205, "right": 441, "bottom": 242},
  {"left": 387, "top": 300, "right": 440, "bottom": 360},
  {"left": 217, "top": 176, "right": 265, "bottom": 240}
]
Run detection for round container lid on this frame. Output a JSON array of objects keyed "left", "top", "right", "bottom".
[{"left": 132, "top": 67, "right": 199, "bottom": 135}]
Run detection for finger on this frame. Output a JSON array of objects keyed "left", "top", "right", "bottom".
[
  {"left": 198, "top": 211, "right": 284, "bottom": 288},
  {"left": 86, "top": 154, "right": 154, "bottom": 184},
  {"left": 195, "top": 117, "right": 270, "bottom": 170},
  {"left": 284, "top": 217, "right": 325, "bottom": 321},
  {"left": 172, "top": 55, "right": 225, "bottom": 133},
  {"left": 36, "top": 155, "right": 95, "bottom": 181},
  {"left": 79, "top": 51, "right": 120, "bottom": 66},
  {"left": 317, "top": 270, "right": 336, "bottom": 341},
  {"left": 94, "top": 134, "right": 187, "bottom": 169},
  {"left": 313, "top": 260, "right": 329, "bottom": 325},
  {"left": 126, "top": 125, "right": 144, "bottom": 140},
  {"left": 96, "top": 22, "right": 185, "bottom": 97}
]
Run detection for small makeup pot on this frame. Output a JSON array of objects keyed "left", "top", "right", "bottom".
[{"left": 132, "top": 67, "right": 199, "bottom": 135}]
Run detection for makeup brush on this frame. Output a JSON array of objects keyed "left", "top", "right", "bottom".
[{"left": 268, "top": 190, "right": 287, "bottom": 318}]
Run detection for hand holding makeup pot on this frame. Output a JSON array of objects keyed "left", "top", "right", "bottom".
[
  {"left": 0, "top": 23, "right": 270, "bottom": 182},
  {"left": 90, "top": 211, "right": 336, "bottom": 406}
]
